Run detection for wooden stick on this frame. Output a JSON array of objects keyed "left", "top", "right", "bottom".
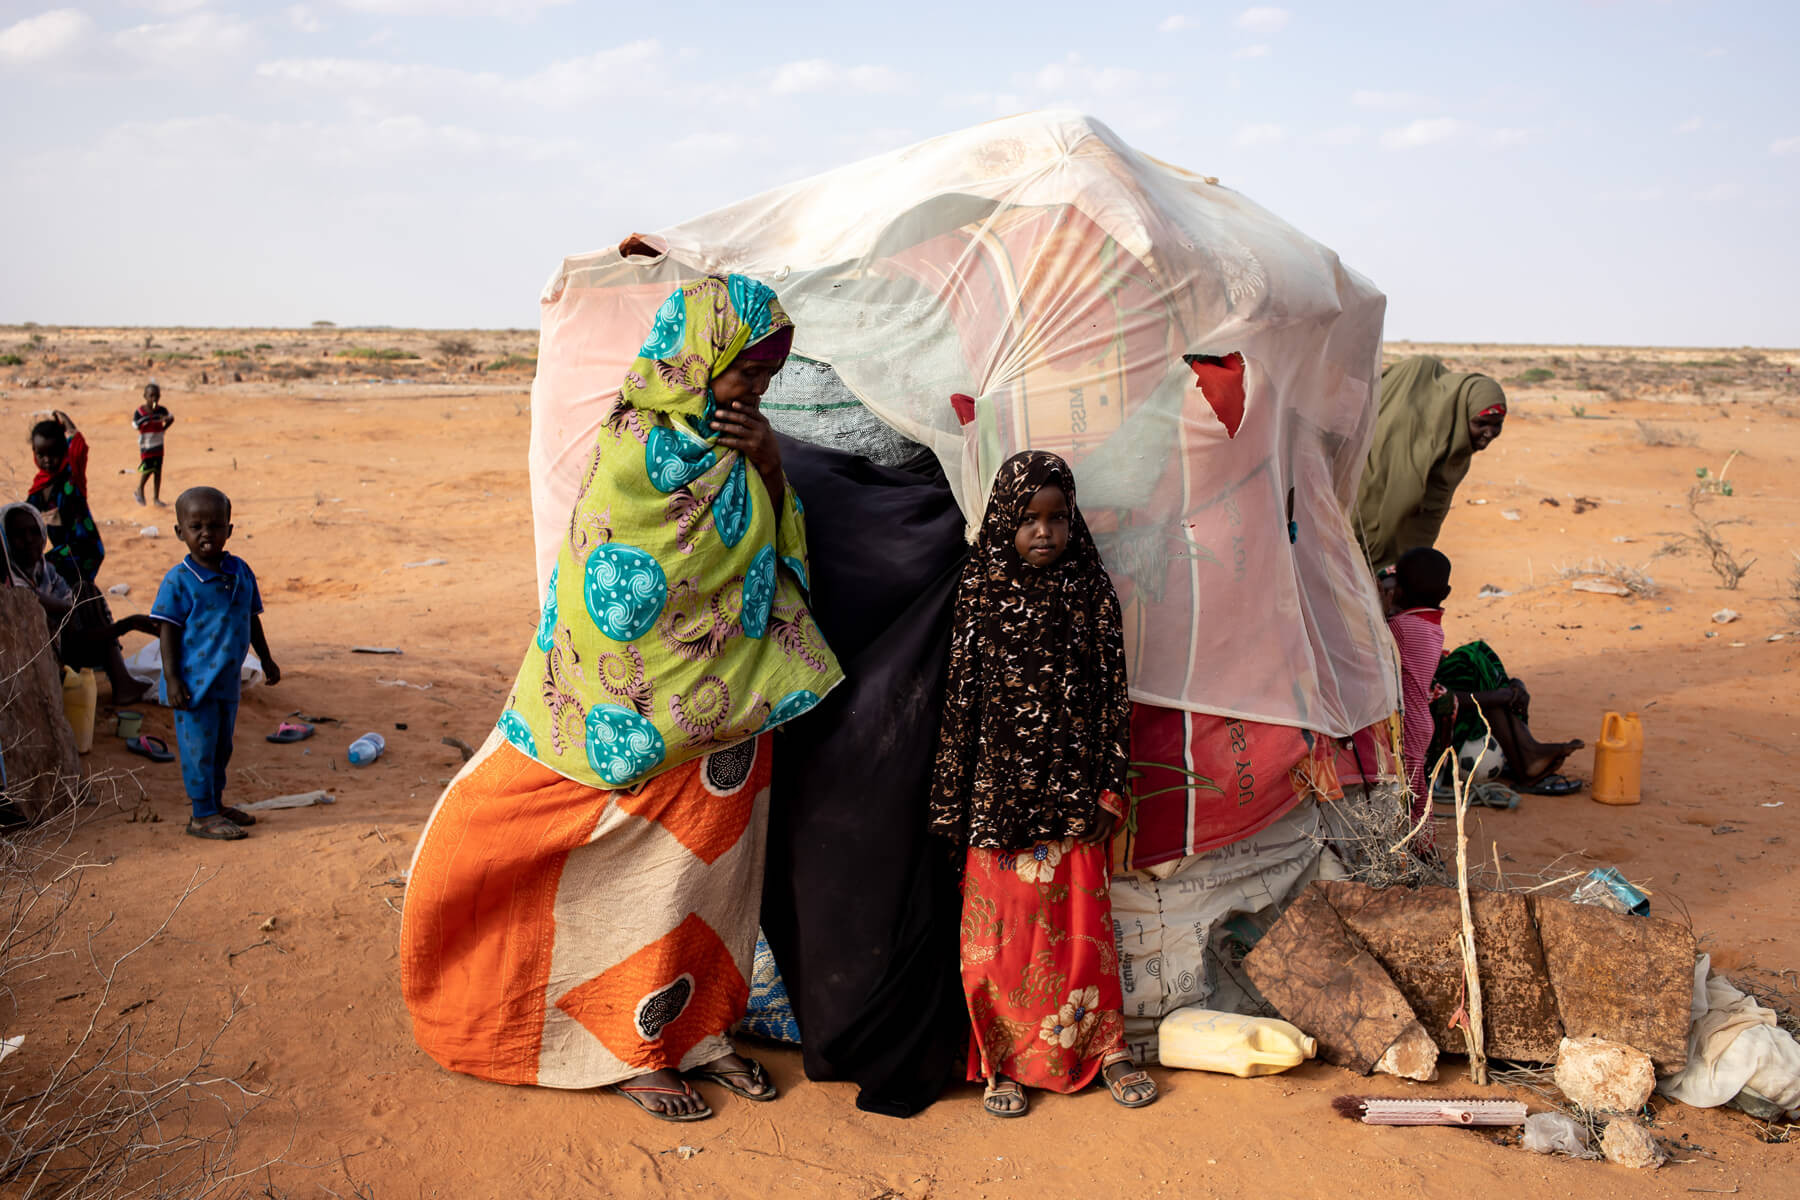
[{"left": 1455, "top": 723, "right": 1489, "bottom": 1086}]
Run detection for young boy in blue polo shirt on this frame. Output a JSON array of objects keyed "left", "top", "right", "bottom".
[{"left": 152, "top": 486, "right": 281, "bottom": 841}]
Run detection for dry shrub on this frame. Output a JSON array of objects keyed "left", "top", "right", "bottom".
[{"left": 1657, "top": 483, "right": 1756, "bottom": 589}]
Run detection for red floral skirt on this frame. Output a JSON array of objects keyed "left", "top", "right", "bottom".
[{"left": 959, "top": 838, "right": 1126, "bottom": 1091}]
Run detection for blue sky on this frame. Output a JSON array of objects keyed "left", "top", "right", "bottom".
[{"left": 2, "top": 1, "right": 1794, "bottom": 343}]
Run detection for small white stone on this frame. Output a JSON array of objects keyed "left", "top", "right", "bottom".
[
  {"left": 1554, "top": 1036, "right": 1656, "bottom": 1113},
  {"left": 1600, "top": 1119, "right": 1665, "bottom": 1169}
]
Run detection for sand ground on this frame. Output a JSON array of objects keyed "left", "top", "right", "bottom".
[{"left": 2, "top": 330, "right": 1798, "bottom": 1198}]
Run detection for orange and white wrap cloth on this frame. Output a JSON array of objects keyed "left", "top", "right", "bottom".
[{"left": 401, "top": 730, "right": 771, "bottom": 1088}]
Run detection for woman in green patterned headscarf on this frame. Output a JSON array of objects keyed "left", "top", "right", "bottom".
[
  {"left": 1356, "top": 355, "right": 1508, "bottom": 570},
  {"left": 402, "top": 275, "right": 843, "bottom": 1122}
]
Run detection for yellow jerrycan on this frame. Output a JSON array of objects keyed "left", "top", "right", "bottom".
[
  {"left": 61, "top": 666, "right": 97, "bottom": 755},
  {"left": 1591, "top": 711, "right": 1643, "bottom": 806},
  {"left": 1156, "top": 1006, "right": 1317, "bottom": 1076}
]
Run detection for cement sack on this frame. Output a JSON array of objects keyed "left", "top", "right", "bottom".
[{"left": 1111, "top": 797, "right": 1344, "bottom": 1064}]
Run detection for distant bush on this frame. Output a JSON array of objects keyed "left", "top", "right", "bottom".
[
  {"left": 253, "top": 342, "right": 274, "bottom": 351},
  {"left": 152, "top": 352, "right": 201, "bottom": 362},
  {"left": 1510, "top": 367, "right": 1555, "bottom": 384},
  {"left": 435, "top": 337, "right": 477, "bottom": 359},
  {"left": 336, "top": 347, "right": 419, "bottom": 361},
  {"left": 0, "top": 354, "right": 22, "bottom": 366},
  {"left": 487, "top": 354, "right": 538, "bottom": 371},
  {"left": 212, "top": 348, "right": 254, "bottom": 358},
  {"left": 311, "top": 319, "right": 336, "bottom": 328}
]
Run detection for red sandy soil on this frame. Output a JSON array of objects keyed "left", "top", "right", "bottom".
[{"left": 2, "top": 330, "right": 1798, "bottom": 1198}]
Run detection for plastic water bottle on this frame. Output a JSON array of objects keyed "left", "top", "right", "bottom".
[{"left": 347, "top": 732, "right": 386, "bottom": 766}]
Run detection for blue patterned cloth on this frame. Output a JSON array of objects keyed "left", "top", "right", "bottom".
[{"left": 735, "top": 929, "right": 802, "bottom": 1045}]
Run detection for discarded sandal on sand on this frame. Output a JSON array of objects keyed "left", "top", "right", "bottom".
[
  {"left": 688, "top": 1055, "right": 777, "bottom": 1101},
  {"left": 186, "top": 814, "right": 248, "bottom": 841},
  {"left": 125, "top": 735, "right": 174, "bottom": 763},
  {"left": 219, "top": 806, "right": 257, "bottom": 827},
  {"left": 1518, "top": 773, "right": 1582, "bottom": 797},
  {"left": 611, "top": 1079, "right": 712, "bottom": 1122},
  {"left": 266, "top": 721, "right": 314, "bottom": 744},
  {"left": 982, "top": 1078, "right": 1028, "bottom": 1118}
]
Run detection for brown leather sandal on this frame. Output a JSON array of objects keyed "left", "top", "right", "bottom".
[
  {"left": 1102, "top": 1059, "right": 1158, "bottom": 1108},
  {"left": 983, "top": 1078, "right": 1028, "bottom": 1118}
]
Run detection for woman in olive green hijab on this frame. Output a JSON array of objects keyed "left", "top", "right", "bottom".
[{"left": 1356, "top": 355, "right": 1508, "bottom": 570}]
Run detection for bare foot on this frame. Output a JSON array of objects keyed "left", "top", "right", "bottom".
[
  {"left": 1517, "top": 738, "right": 1584, "bottom": 785},
  {"left": 614, "top": 1068, "right": 709, "bottom": 1117}
]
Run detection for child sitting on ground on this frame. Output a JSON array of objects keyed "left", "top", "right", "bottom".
[
  {"left": 132, "top": 382, "right": 175, "bottom": 507},
  {"left": 929, "top": 450, "right": 1156, "bottom": 1119},
  {"left": 151, "top": 487, "right": 280, "bottom": 841},
  {"left": 1382, "top": 549, "right": 1451, "bottom": 823}
]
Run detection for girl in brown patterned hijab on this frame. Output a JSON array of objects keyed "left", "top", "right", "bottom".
[{"left": 930, "top": 450, "right": 1154, "bottom": 1117}]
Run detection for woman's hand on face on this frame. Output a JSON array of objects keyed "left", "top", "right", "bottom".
[{"left": 711, "top": 402, "right": 783, "bottom": 496}]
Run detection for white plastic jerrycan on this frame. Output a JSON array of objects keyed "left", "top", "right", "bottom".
[{"left": 1157, "top": 1006, "right": 1318, "bottom": 1077}]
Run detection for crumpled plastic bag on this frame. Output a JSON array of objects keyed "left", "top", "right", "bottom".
[
  {"left": 123, "top": 640, "right": 264, "bottom": 697},
  {"left": 1522, "top": 1112, "right": 1598, "bottom": 1159}
]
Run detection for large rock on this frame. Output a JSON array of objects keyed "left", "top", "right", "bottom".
[
  {"left": 1600, "top": 1119, "right": 1666, "bottom": 1169},
  {"left": 1244, "top": 884, "right": 1424, "bottom": 1074},
  {"left": 1322, "top": 881, "right": 1563, "bottom": 1062},
  {"left": 1532, "top": 895, "right": 1696, "bottom": 1072},
  {"left": 0, "top": 587, "right": 80, "bottom": 822},
  {"left": 1554, "top": 1036, "right": 1656, "bottom": 1113}
]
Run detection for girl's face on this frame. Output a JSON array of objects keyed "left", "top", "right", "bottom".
[{"left": 1015, "top": 484, "right": 1071, "bottom": 569}]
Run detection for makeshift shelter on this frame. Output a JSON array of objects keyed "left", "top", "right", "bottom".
[{"left": 524, "top": 111, "right": 1399, "bottom": 1106}]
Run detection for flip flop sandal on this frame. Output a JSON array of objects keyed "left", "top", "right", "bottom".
[
  {"left": 982, "top": 1079, "right": 1028, "bottom": 1118},
  {"left": 688, "top": 1056, "right": 777, "bottom": 1102},
  {"left": 1520, "top": 773, "right": 1582, "bottom": 797},
  {"left": 126, "top": 735, "right": 175, "bottom": 763},
  {"left": 1104, "top": 1066, "right": 1159, "bottom": 1109},
  {"left": 220, "top": 806, "right": 258, "bottom": 827},
  {"left": 1468, "top": 782, "right": 1521, "bottom": 810},
  {"left": 610, "top": 1080, "right": 713, "bottom": 1123},
  {"left": 186, "top": 814, "right": 248, "bottom": 841},
  {"left": 266, "top": 721, "right": 314, "bottom": 744}
]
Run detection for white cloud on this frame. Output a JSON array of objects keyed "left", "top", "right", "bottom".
[
  {"left": 1024, "top": 53, "right": 1145, "bottom": 97},
  {"left": 258, "top": 40, "right": 670, "bottom": 110},
  {"left": 114, "top": 12, "right": 254, "bottom": 65},
  {"left": 0, "top": 9, "right": 94, "bottom": 63},
  {"left": 1489, "top": 127, "right": 1530, "bottom": 147},
  {"left": 76, "top": 111, "right": 577, "bottom": 169},
  {"left": 1673, "top": 116, "right": 1702, "bottom": 134},
  {"left": 1380, "top": 117, "right": 1463, "bottom": 150},
  {"left": 1233, "top": 43, "right": 1270, "bottom": 59},
  {"left": 1316, "top": 124, "right": 1362, "bottom": 146},
  {"left": 1234, "top": 123, "right": 1284, "bottom": 147},
  {"left": 127, "top": 0, "right": 210, "bottom": 13},
  {"left": 1235, "top": 6, "right": 1290, "bottom": 34},
  {"left": 1772, "top": 136, "right": 1800, "bottom": 156},
  {"left": 1703, "top": 47, "right": 1727, "bottom": 58},
  {"left": 1353, "top": 89, "right": 1433, "bottom": 111},
  {"left": 1700, "top": 181, "right": 1742, "bottom": 203},
  {"left": 1158, "top": 14, "right": 1195, "bottom": 32},
  {"left": 770, "top": 59, "right": 908, "bottom": 95},
  {"left": 287, "top": 4, "right": 325, "bottom": 33},
  {"left": 333, "top": 0, "right": 572, "bottom": 15}
]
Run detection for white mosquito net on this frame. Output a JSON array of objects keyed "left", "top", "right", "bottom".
[{"left": 527, "top": 111, "right": 1397, "bottom": 736}]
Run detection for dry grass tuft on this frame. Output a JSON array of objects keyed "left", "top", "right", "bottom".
[
  {"left": 1633, "top": 419, "right": 1698, "bottom": 448},
  {"left": 1554, "top": 557, "right": 1661, "bottom": 597}
]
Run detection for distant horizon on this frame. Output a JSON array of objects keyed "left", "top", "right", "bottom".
[{"left": 3, "top": 322, "right": 1794, "bottom": 355}]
